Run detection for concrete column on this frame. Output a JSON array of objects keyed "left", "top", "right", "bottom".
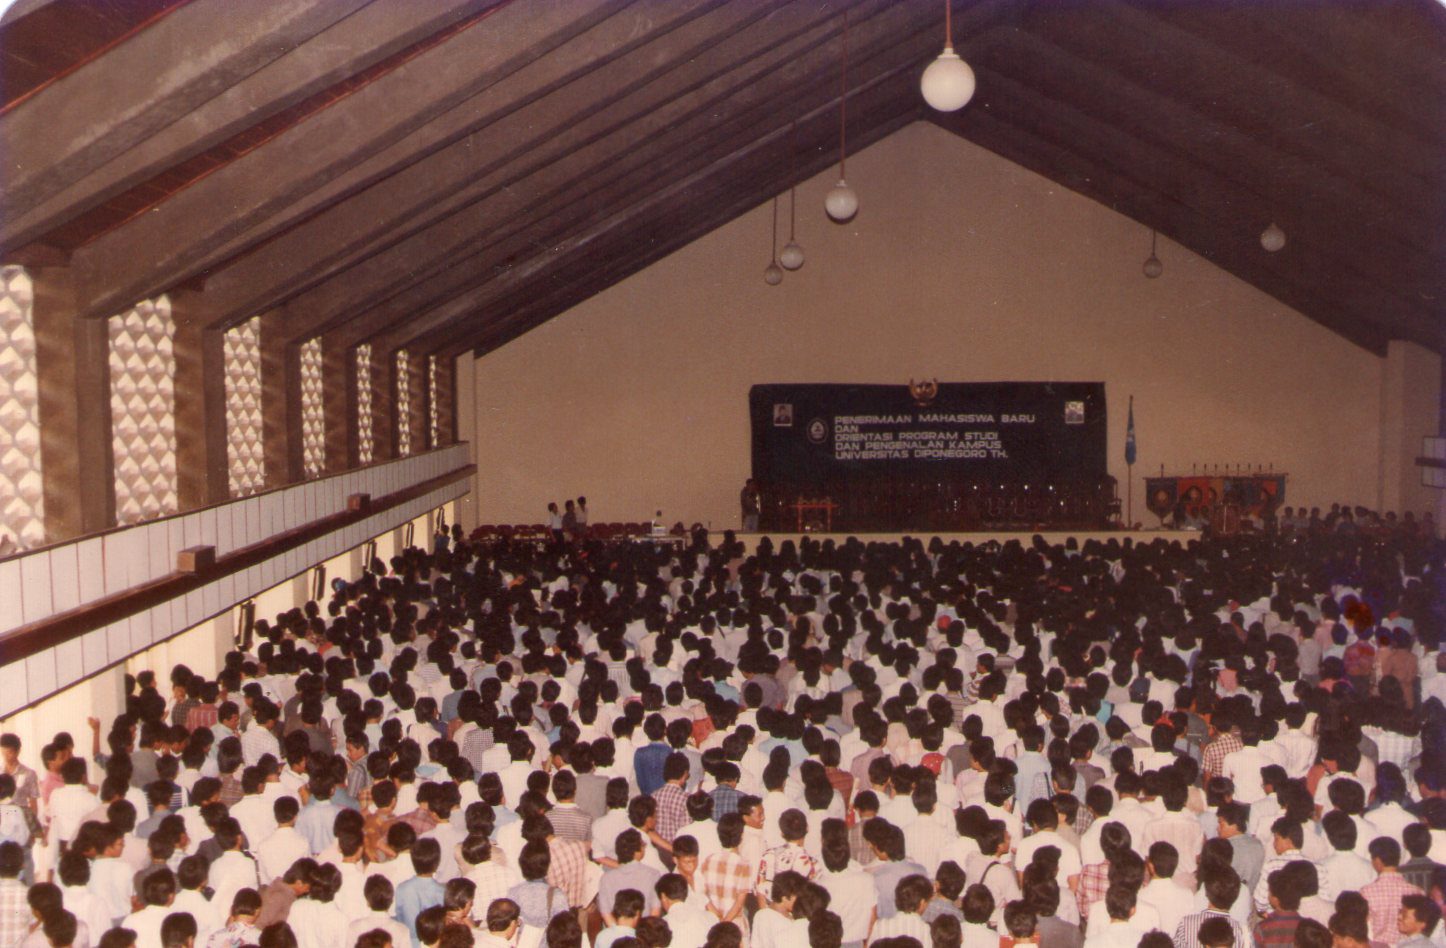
[
  {"left": 171, "top": 291, "right": 230, "bottom": 509},
  {"left": 260, "top": 311, "right": 303, "bottom": 487},
  {"left": 31, "top": 267, "right": 115, "bottom": 540},
  {"left": 1378, "top": 340, "right": 1441, "bottom": 520}
]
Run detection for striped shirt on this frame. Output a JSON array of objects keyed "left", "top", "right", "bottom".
[
  {"left": 1173, "top": 908, "right": 1249, "bottom": 948},
  {"left": 1253, "top": 910, "right": 1302, "bottom": 948}
]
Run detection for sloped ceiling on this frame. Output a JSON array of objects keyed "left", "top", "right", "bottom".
[{"left": 1, "top": 0, "right": 1441, "bottom": 362}]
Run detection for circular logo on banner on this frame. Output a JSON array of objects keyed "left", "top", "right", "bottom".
[{"left": 807, "top": 418, "right": 829, "bottom": 444}]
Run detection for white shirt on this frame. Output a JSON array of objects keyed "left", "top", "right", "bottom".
[
  {"left": 47, "top": 784, "right": 99, "bottom": 844},
  {"left": 289, "top": 897, "right": 349, "bottom": 948},
  {"left": 173, "top": 889, "right": 222, "bottom": 945},
  {"left": 1320, "top": 850, "right": 1375, "bottom": 902},
  {"left": 1084, "top": 918, "right": 1154, "bottom": 948},
  {"left": 819, "top": 863, "right": 878, "bottom": 944},
  {"left": 664, "top": 901, "right": 715, "bottom": 947},
  {"left": 121, "top": 904, "right": 174, "bottom": 947},
  {"left": 345, "top": 913, "right": 411, "bottom": 948},
  {"left": 1137, "top": 877, "right": 1195, "bottom": 935},
  {"left": 1015, "top": 829, "right": 1081, "bottom": 889},
  {"left": 230, "top": 794, "right": 277, "bottom": 852},
  {"left": 208, "top": 850, "right": 259, "bottom": 922},
  {"left": 88, "top": 856, "right": 134, "bottom": 923},
  {"left": 256, "top": 825, "right": 310, "bottom": 883}
]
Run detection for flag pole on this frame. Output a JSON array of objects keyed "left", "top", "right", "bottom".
[{"left": 1126, "top": 395, "right": 1134, "bottom": 529}]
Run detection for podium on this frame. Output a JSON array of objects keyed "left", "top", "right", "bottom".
[{"left": 788, "top": 498, "right": 839, "bottom": 532}]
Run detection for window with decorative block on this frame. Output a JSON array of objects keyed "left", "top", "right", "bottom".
[
  {"left": 395, "top": 348, "right": 412, "bottom": 457},
  {"left": 224, "top": 316, "right": 265, "bottom": 497},
  {"left": 356, "top": 343, "right": 374, "bottom": 465},
  {"left": 108, "top": 296, "right": 178, "bottom": 525},
  {"left": 300, "top": 337, "right": 325, "bottom": 478},
  {"left": 0, "top": 266, "right": 43, "bottom": 551},
  {"left": 428, "top": 355, "right": 439, "bottom": 449}
]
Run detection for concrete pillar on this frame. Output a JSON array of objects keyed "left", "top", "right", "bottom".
[
  {"left": 453, "top": 353, "right": 479, "bottom": 533},
  {"left": 31, "top": 267, "right": 115, "bottom": 540},
  {"left": 171, "top": 291, "right": 230, "bottom": 509},
  {"left": 1378, "top": 340, "right": 1441, "bottom": 520},
  {"left": 260, "top": 311, "right": 303, "bottom": 488},
  {"left": 370, "top": 342, "right": 394, "bottom": 463}
]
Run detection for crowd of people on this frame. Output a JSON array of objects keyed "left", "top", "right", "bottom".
[{"left": 0, "top": 507, "right": 1442, "bottom": 948}]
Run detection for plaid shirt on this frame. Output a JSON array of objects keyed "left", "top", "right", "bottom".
[
  {"left": 1362, "top": 872, "right": 1422, "bottom": 946},
  {"left": 549, "top": 803, "right": 593, "bottom": 843},
  {"left": 186, "top": 703, "right": 219, "bottom": 734},
  {"left": 711, "top": 785, "right": 742, "bottom": 821},
  {"left": 1075, "top": 861, "right": 1110, "bottom": 921},
  {"left": 1203, "top": 732, "right": 1243, "bottom": 783},
  {"left": 461, "top": 728, "right": 494, "bottom": 776},
  {"left": 848, "top": 817, "right": 878, "bottom": 867},
  {"left": 0, "top": 878, "right": 28, "bottom": 948},
  {"left": 1253, "top": 910, "right": 1302, "bottom": 948},
  {"left": 547, "top": 836, "right": 592, "bottom": 908},
  {"left": 699, "top": 850, "right": 753, "bottom": 926},
  {"left": 653, "top": 783, "right": 689, "bottom": 843}
]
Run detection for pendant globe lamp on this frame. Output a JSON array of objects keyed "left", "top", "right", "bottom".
[
  {"left": 764, "top": 196, "right": 784, "bottom": 286},
  {"left": 780, "top": 123, "right": 805, "bottom": 270},
  {"left": 920, "top": 0, "right": 975, "bottom": 112},
  {"left": 1259, "top": 222, "right": 1286, "bottom": 252},
  {"left": 1142, "top": 229, "right": 1163, "bottom": 279},
  {"left": 825, "top": 10, "right": 858, "bottom": 223}
]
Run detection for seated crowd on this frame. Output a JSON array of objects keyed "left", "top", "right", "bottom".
[{"left": 0, "top": 513, "right": 1442, "bottom": 948}]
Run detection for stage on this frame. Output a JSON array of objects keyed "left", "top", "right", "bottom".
[{"left": 730, "top": 527, "right": 1199, "bottom": 553}]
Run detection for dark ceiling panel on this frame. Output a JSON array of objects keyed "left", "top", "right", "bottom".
[
  {"left": 0, "top": 0, "right": 1440, "bottom": 357},
  {"left": 0, "top": 0, "right": 189, "bottom": 112}
]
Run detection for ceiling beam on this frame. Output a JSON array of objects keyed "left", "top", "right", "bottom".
[
  {"left": 195, "top": 0, "right": 848, "bottom": 332},
  {"left": 0, "top": 0, "right": 375, "bottom": 221},
  {"left": 984, "top": 30, "right": 1442, "bottom": 322},
  {"left": 1023, "top": 0, "right": 1440, "bottom": 225},
  {"left": 277, "top": 2, "right": 993, "bottom": 347},
  {"left": 377, "top": 73, "right": 922, "bottom": 357},
  {"left": 0, "top": 0, "right": 507, "bottom": 251},
  {"left": 63, "top": 0, "right": 656, "bottom": 320}
]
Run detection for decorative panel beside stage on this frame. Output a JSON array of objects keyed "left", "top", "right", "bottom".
[{"left": 750, "top": 382, "right": 1110, "bottom": 531}]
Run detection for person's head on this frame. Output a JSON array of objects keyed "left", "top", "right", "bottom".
[
  {"left": 1266, "top": 866, "right": 1304, "bottom": 912},
  {"left": 1197, "top": 917, "right": 1235, "bottom": 948},
  {"left": 930, "top": 914, "right": 963, "bottom": 948},
  {"left": 962, "top": 884, "right": 995, "bottom": 925},
  {"left": 634, "top": 916, "right": 672, "bottom": 948},
  {"left": 1202, "top": 865, "right": 1241, "bottom": 912},
  {"left": 142, "top": 869, "right": 178, "bottom": 908},
  {"left": 1330, "top": 910, "right": 1372, "bottom": 948},
  {"left": 1400, "top": 894, "right": 1441, "bottom": 938},
  {"left": 1370, "top": 836, "right": 1402, "bottom": 871},
  {"left": 656, "top": 872, "right": 690, "bottom": 910},
  {"left": 160, "top": 911, "right": 197, "bottom": 948},
  {"left": 808, "top": 911, "right": 844, "bottom": 948},
  {"left": 545, "top": 911, "right": 584, "bottom": 948},
  {"left": 43, "top": 909, "right": 79, "bottom": 948},
  {"left": 1104, "top": 884, "right": 1135, "bottom": 922},
  {"left": 486, "top": 899, "right": 520, "bottom": 936},
  {"left": 1003, "top": 900, "right": 1038, "bottom": 942},
  {"left": 894, "top": 874, "right": 933, "bottom": 916},
  {"left": 612, "top": 888, "right": 646, "bottom": 924}
]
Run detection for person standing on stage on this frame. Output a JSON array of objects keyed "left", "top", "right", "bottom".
[{"left": 741, "top": 479, "right": 761, "bottom": 533}]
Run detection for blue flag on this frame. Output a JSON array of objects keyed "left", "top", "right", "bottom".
[{"left": 1125, "top": 396, "right": 1137, "bottom": 466}]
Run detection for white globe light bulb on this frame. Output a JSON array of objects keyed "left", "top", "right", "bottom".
[
  {"left": 779, "top": 241, "right": 805, "bottom": 270},
  {"left": 1142, "top": 254, "right": 1163, "bottom": 279},
  {"left": 825, "top": 179, "right": 858, "bottom": 223},
  {"left": 1260, "top": 222, "right": 1286, "bottom": 252},
  {"left": 763, "top": 262, "right": 783, "bottom": 286},
  {"left": 920, "top": 46, "right": 975, "bottom": 112}
]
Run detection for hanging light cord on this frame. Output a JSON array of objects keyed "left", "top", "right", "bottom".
[
  {"left": 945, "top": 0, "right": 952, "bottom": 48},
  {"left": 839, "top": 9, "right": 848, "bottom": 179},
  {"left": 789, "top": 121, "right": 798, "bottom": 241},
  {"left": 772, "top": 196, "right": 779, "bottom": 261},
  {"left": 1151, "top": 230, "right": 1157, "bottom": 255}
]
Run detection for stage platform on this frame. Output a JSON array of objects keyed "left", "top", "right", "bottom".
[{"left": 731, "top": 528, "right": 1198, "bottom": 553}]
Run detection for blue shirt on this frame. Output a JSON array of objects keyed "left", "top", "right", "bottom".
[
  {"left": 633, "top": 742, "right": 671, "bottom": 796},
  {"left": 871, "top": 859, "right": 927, "bottom": 918},
  {"left": 296, "top": 800, "right": 343, "bottom": 855},
  {"left": 395, "top": 876, "right": 444, "bottom": 947}
]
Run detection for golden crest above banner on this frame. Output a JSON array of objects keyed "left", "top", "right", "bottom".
[{"left": 907, "top": 378, "right": 939, "bottom": 407}]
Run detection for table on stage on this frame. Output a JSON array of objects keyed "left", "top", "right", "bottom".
[{"left": 788, "top": 498, "right": 839, "bottom": 532}]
